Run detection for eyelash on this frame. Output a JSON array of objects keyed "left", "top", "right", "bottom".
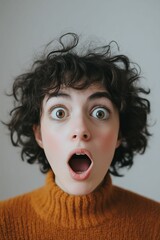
[
  {"left": 90, "top": 105, "right": 111, "bottom": 120},
  {"left": 48, "top": 104, "right": 111, "bottom": 121},
  {"left": 48, "top": 105, "right": 68, "bottom": 120}
]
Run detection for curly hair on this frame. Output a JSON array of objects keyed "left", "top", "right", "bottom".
[{"left": 6, "top": 33, "right": 151, "bottom": 176}]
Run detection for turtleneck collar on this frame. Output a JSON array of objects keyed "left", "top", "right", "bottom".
[{"left": 31, "top": 170, "right": 114, "bottom": 229}]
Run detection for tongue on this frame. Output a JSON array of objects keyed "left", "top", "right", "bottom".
[{"left": 69, "top": 156, "right": 91, "bottom": 173}]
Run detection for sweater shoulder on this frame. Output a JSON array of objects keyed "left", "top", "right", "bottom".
[
  {"left": 0, "top": 187, "right": 40, "bottom": 206},
  {"left": 0, "top": 187, "right": 44, "bottom": 239},
  {"left": 112, "top": 186, "right": 160, "bottom": 238},
  {"left": 113, "top": 185, "right": 160, "bottom": 213},
  {"left": 112, "top": 185, "right": 160, "bottom": 234},
  {"left": 0, "top": 187, "right": 43, "bottom": 222}
]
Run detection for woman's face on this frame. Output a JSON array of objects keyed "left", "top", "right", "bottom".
[{"left": 34, "top": 84, "right": 120, "bottom": 195}]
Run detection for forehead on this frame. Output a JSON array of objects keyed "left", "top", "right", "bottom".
[
  {"left": 48, "top": 83, "right": 108, "bottom": 97},
  {"left": 42, "top": 83, "right": 116, "bottom": 112}
]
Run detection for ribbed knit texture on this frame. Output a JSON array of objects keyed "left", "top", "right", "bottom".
[{"left": 0, "top": 170, "right": 160, "bottom": 240}]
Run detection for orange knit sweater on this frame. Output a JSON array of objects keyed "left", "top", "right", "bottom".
[{"left": 0, "top": 171, "right": 160, "bottom": 240}]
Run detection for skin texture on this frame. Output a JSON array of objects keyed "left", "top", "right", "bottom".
[{"left": 34, "top": 84, "right": 120, "bottom": 195}]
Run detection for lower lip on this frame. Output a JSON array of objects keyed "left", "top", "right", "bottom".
[{"left": 68, "top": 164, "right": 93, "bottom": 181}]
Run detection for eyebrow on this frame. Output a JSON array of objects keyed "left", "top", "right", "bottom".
[
  {"left": 88, "top": 92, "right": 112, "bottom": 101},
  {"left": 46, "top": 91, "right": 112, "bottom": 102},
  {"left": 46, "top": 92, "right": 71, "bottom": 102}
]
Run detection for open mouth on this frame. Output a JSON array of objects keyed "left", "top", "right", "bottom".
[{"left": 68, "top": 153, "right": 92, "bottom": 174}]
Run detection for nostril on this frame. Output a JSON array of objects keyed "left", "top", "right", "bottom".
[
  {"left": 72, "top": 132, "right": 90, "bottom": 140},
  {"left": 83, "top": 134, "right": 88, "bottom": 139}
]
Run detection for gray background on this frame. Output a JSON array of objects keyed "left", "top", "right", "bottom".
[{"left": 0, "top": 0, "right": 160, "bottom": 201}]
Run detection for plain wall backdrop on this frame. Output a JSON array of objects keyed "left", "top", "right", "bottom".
[{"left": 0, "top": 0, "right": 160, "bottom": 201}]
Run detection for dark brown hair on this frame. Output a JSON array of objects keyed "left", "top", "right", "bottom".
[{"left": 6, "top": 33, "right": 151, "bottom": 176}]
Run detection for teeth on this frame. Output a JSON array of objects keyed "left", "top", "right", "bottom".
[{"left": 75, "top": 153, "right": 85, "bottom": 155}]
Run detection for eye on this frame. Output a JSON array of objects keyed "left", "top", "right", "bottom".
[
  {"left": 91, "top": 107, "right": 110, "bottom": 120},
  {"left": 50, "top": 107, "right": 68, "bottom": 120}
]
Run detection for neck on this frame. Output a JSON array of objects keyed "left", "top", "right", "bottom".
[{"left": 31, "top": 170, "right": 114, "bottom": 229}]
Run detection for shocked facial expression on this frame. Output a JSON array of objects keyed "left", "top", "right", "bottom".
[{"left": 34, "top": 84, "right": 120, "bottom": 195}]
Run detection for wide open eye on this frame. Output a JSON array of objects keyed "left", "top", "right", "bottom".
[
  {"left": 91, "top": 107, "right": 110, "bottom": 120},
  {"left": 50, "top": 107, "right": 68, "bottom": 120}
]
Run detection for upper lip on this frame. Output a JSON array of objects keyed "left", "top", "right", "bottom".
[{"left": 67, "top": 148, "right": 93, "bottom": 163}]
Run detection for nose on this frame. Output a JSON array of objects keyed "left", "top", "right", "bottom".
[{"left": 71, "top": 117, "right": 91, "bottom": 142}]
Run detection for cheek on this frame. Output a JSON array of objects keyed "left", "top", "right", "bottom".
[
  {"left": 98, "top": 130, "right": 119, "bottom": 151},
  {"left": 41, "top": 125, "right": 61, "bottom": 153}
]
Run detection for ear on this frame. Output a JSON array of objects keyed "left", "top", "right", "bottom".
[
  {"left": 33, "top": 125, "right": 43, "bottom": 148},
  {"left": 116, "top": 131, "right": 122, "bottom": 148},
  {"left": 116, "top": 138, "right": 121, "bottom": 148}
]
